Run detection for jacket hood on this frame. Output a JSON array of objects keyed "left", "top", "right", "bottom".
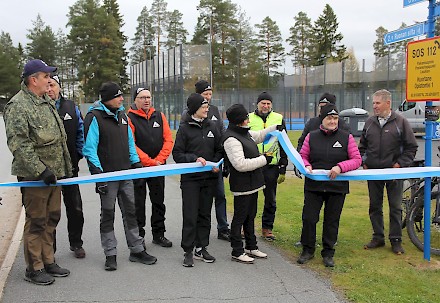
[{"left": 128, "top": 104, "right": 156, "bottom": 119}]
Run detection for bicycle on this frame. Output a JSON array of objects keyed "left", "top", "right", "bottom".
[{"left": 401, "top": 159, "right": 425, "bottom": 229}]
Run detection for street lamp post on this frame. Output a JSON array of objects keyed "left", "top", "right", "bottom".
[
  {"left": 209, "top": 13, "right": 213, "bottom": 87},
  {"left": 231, "top": 39, "right": 243, "bottom": 92}
]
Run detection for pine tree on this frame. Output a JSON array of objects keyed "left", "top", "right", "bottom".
[
  {"left": 25, "top": 14, "right": 57, "bottom": 65},
  {"left": 372, "top": 26, "right": 389, "bottom": 72},
  {"left": 255, "top": 16, "right": 285, "bottom": 87},
  {"left": 130, "top": 6, "right": 155, "bottom": 64},
  {"left": 150, "top": 0, "right": 169, "bottom": 57},
  {"left": 308, "top": 4, "right": 346, "bottom": 66},
  {"left": 286, "top": 11, "right": 312, "bottom": 68},
  {"left": 0, "top": 31, "right": 21, "bottom": 98},
  {"left": 165, "top": 10, "right": 188, "bottom": 48}
]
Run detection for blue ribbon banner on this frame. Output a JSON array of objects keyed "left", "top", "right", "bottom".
[{"left": 2, "top": 130, "right": 440, "bottom": 187}]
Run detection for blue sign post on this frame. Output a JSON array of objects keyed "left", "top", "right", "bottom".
[
  {"left": 383, "top": 23, "right": 426, "bottom": 45},
  {"left": 403, "top": 0, "right": 427, "bottom": 7}
]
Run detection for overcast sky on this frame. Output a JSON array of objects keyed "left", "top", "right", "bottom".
[{"left": 0, "top": 0, "right": 431, "bottom": 72}]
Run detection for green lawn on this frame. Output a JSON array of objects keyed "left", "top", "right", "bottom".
[{"left": 224, "top": 131, "right": 440, "bottom": 303}]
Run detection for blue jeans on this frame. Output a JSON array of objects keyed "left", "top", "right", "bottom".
[{"left": 215, "top": 169, "right": 229, "bottom": 232}]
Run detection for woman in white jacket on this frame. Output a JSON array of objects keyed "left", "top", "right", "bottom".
[{"left": 222, "top": 103, "right": 281, "bottom": 263}]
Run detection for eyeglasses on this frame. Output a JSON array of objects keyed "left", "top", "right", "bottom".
[{"left": 136, "top": 96, "right": 151, "bottom": 101}]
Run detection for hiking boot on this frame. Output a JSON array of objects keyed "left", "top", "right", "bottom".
[
  {"left": 152, "top": 235, "right": 173, "bottom": 248},
  {"left": 24, "top": 269, "right": 55, "bottom": 285},
  {"left": 244, "top": 249, "right": 267, "bottom": 259},
  {"left": 218, "top": 229, "right": 231, "bottom": 242},
  {"left": 262, "top": 228, "right": 276, "bottom": 241},
  {"left": 44, "top": 263, "right": 70, "bottom": 277},
  {"left": 364, "top": 239, "right": 385, "bottom": 249},
  {"left": 297, "top": 251, "right": 314, "bottom": 264},
  {"left": 70, "top": 246, "right": 86, "bottom": 258},
  {"left": 183, "top": 251, "right": 194, "bottom": 267},
  {"left": 323, "top": 256, "right": 335, "bottom": 267},
  {"left": 105, "top": 255, "right": 117, "bottom": 271},
  {"left": 194, "top": 248, "right": 216, "bottom": 263},
  {"left": 129, "top": 250, "right": 157, "bottom": 265},
  {"left": 391, "top": 240, "right": 405, "bottom": 255},
  {"left": 232, "top": 253, "right": 254, "bottom": 264}
]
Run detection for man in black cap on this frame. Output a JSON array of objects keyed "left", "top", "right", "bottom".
[
  {"left": 83, "top": 81, "right": 157, "bottom": 271},
  {"left": 48, "top": 75, "right": 86, "bottom": 259},
  {"left": 4, "top": 59, "right": 72, "bottom": 285},
  {"left": 181, "top": 80, "right": 230, "bottom": 241},
  {"left": 173, "top": 93, "right": 223, "bottom": 267},
  {"left": 248, "top": 91, "right": 288, "bottom": 241}
]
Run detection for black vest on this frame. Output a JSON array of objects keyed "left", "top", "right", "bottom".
[
  {"left": 223, "top": 125, "right": 265, "bottom": 193},
  {"left": 87, "top": 109, "right": 131, "bottom": 173},
  {"left": 305, "top": 128, "right": 350, "bottom": 194},
  {"left": 57, "top": 97, "right": 80, "bottom": 167},
  {"left": 127, "top": 110, "right": 163, "bottom": 159}
]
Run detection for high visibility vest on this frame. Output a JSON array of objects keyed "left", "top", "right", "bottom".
[{"left": 248, "top": 111, "right": 283, "bottom": 165}]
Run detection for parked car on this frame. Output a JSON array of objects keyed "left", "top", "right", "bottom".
[{"left": 396, "top": 100, "right": 440, "bottom": 133}]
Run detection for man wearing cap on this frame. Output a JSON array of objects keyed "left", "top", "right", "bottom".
[
  {"left": 173, "top": 93, "right": 223, "bottom": 267},
  {"left": 83, "top": 81, "right": 157, "bottom": 271},
  {"left": 127, "top": 88, "right": 174, "bottom": 248},
  {"left": 248, "top": 91, "right": 288, "bottom": 241},
  {"left": 181, "top": 80, "right": 230, "bottom": 241},
  {"left": 4, "top": 59, "right": 72, "bottom": 285},
  {"left": 297, "top": 103, "right": 361, "bottom": 267},
  {"left": 48, "top": 75, "right": 86, "bottom": 259}
]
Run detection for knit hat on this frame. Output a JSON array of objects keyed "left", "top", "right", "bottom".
[
  {"left": 319, "top": 103, "right": 339, "bottom": 120},
  {"left": 226, "top": 104, "right": 249, "bottom": 125},
  {"left": 187, "top": 93, "right": 208, "bottom": 115},
  {"left": 99, "top": 82, "right": 123, "bottom": 102},
  {"left": 133, "top": 87, "right": 149, "bottom": 99},
  {"left": 50, "top": 74, "right": 61, "bottom": 87},
  {"left": 22, "top": 59, "right": 57, "bottom": 78},
  {"left": 257, "top": 91, "right": 272, "bottom": 103},
  {"left": 195, "top": 80, "right": 212, "bottom": 94},
  {"left": 319, "top": 92, "right": 336, "bottom": 104}
]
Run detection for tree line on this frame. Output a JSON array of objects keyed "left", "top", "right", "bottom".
[{"left": 1, "top": 0, "right": 437, "bottom": 101}]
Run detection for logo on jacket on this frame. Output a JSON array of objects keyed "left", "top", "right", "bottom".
[
  {"left": 211, "top": 115, "right": 218, "bottom": 121},
  {"left": 153, "top": 121, "right": 161, "bottom": 128},
  {"left": 63, "top": 113, "right": 72, "bottom": 120},
  {"left": 207, "top": 131, "right": 214, "bottom": 138},
  {"left": 333, "top": 141, "right": 342, "bottom": 148},
  {"left": 121, "top": 118, "right": 128, "bottom": 125}
]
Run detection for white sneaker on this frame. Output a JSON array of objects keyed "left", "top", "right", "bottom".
[
  {"left": 232, "top": 253, "right": 254, "bottom": 264},
  {"left": 244, "top": 249, "right": 267, "bottom": 259}
]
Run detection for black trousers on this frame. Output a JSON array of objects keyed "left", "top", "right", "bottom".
[
  {"left": 230, "top": 192, "right": 258, "bottom": 257},
  {"left": 180, "top": 180, "right": 214, "bottom": 252},
  {"left": 60, "top": 182, "right": 84, "bottom": 248},
  {"left": 261, "top": 165, "right": 279, "bottom": 230},
  {"left": 300, "top": 190, "right": 346, "bottom": 258},
  {"left": 133, "top": 176, "right": 166, "bottom": 238}
]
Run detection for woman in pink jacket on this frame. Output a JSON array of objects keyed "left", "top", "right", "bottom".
[{"left": 297, "top": 104, "right": 361, "bottom": 267}]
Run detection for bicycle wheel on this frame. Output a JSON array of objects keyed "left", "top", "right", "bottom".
[
  {"left": 406, "top": 191, "right": 440, "bottom": 255},
  {"left": 401, "top": 178, "right": 421, "bottom": 229}
]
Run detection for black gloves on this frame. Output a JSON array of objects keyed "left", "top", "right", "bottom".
[
  {"left": 293, "top": 166, "right": 303, "bottom": 179},
  {"left": 95, "top": 182, "right": 108, "bottom": 195},
  {"left": 276, "top": 124, "right": 285, "bottom": 131},
  {"left": 264, "top": 154, "right": 273, "bottom": 164},
  {"left": 40, "top": 168, "right": 57, "bottom": 185},
  {"left": 131, "top": 162, "right": 143, "bottom": 169}
]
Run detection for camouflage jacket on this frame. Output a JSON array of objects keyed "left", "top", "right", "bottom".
[{"left": 4, "top": 83, "right": 72, "bottom": 179}]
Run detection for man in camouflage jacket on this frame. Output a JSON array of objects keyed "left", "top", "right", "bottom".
[{"left": 4, "top": 59, "right": 72, "bottom": 286}]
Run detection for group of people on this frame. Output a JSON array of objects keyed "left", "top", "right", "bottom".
[{"left": 4, "top": 58, "right": 418, "bottom": 286}]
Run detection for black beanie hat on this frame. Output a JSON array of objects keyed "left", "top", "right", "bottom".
[
  {"left": 195, "top": 80, "right": 212, "bottom": 94},
  {"left": 319, "top": 92, "right": 336, "bottom": 104},
  {"left": 226, "top": 103, "right": 249, "bottom": 125},
  {"left": 319, "top": 103, "right": 339, "bottom": 120},
  {"left": 187, "top": 93, "right": 208, "bottom": 115},
  {"left": 100, "top": 82, "right": 123, "bottom": 102},
  {"left": 257, "top": 91, "right": 272, "bottom": 103}
]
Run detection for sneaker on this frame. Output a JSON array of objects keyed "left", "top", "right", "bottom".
[
  {"left": 262, "top": 228, "right": 276, "bottom": 241},
  {"left": 183, "top": 251, "right": 194, "bottom": 267},
  {"left": 70, "top": 246, "right": 86, "bottom": 258},
  {"left": 194, "top": 248, "right": 216, "bottom": 263},
  {"left": 364, "top": 239, "right": 385, "bottom": 249},
  {"left": 44, "top": 263, "right": 70, "bottom": 277},
  {"left": 152, "top": 235, "right": 173, "bottom": 248},
  {"left": 129, "top": 250, "right": 157, "bottom": 265},
  {"left": 323, "top": 256, "right": 335, "bottom": 267},
  {"left": 232, "top": 253, "right": 254, "bottom": 264},
  {"left": 244, "top": 249, "right": 267, "bottom": 259},
  {"left": 217, "top": 230, "right": 231, "bottom": 242},
  {"left": 24, "top": 269, "right": 55, "bottom": 285},
  {"left": 297, "top": 251, "right": 314, "bottom": 264},
  {"left": 105, "top": 255, "right": 117, "bottom": 271},
  {"left": 391, "top": 240, "right": 405, "bottom": 255}
]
